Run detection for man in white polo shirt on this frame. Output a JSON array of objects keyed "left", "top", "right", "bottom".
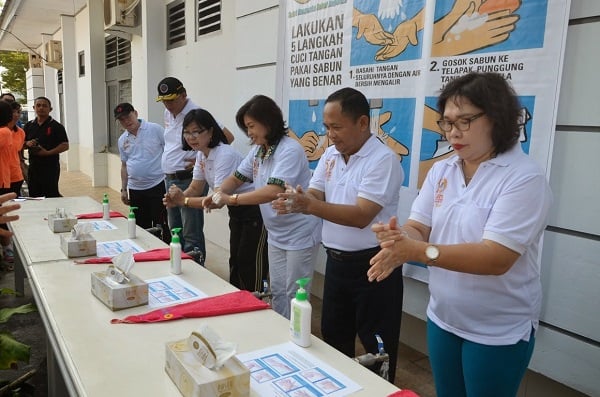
[
  {"left": 274, "top": 87, "right": 404, "bottom": 383},
  {"left": 115, "top": 103, "right": 168, "bottom": 241}
]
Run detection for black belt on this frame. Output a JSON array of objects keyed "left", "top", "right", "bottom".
[
  {"left": 325, "top": 246, "right": 380, "bottom": 262},
  {"left": 165, "top": 170, "right": 193, "bottom": 180}
]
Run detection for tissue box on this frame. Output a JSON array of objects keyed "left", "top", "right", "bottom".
[
  {"left": 91, "top": 271, "right": 148, "bottom": 310},
  {"left": 60, "top": 234, "right": 97, "bottom": 257},
  {"left": 165, "top": 339, "right": 250, "bottom": 397},
  {"left": 48, "top": 213, "right": 78, "bottom": 232}
]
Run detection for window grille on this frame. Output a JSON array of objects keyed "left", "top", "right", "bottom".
[
  {"left": 197, "top": 0, "right": 221, "bottom": 37},
  {"left": 167, "top": 0, "right": 186, "bottom": 49},
  {"left": 105, "top": 36, "right": 131, "bottom": 69}
]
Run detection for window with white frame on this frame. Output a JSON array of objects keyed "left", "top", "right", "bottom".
[
  {"left": 167, "top": 0, "right": 186, "bottom": 49},
  {"left": 197, "top": 0, "right": 221, "bottom": 37}
]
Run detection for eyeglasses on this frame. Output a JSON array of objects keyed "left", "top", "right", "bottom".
[
  {"left": 183, "top": 128, "right": 207, "bottom": 138},
  {"left": 436, "top": 112, "right": 485, "bottom": 132}
]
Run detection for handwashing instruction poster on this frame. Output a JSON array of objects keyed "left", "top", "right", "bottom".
[
  {"left": 238, "top": 342, "right": 362, "bottom": 396},
  {"left": 146, "top": 276, "right": 206, "bottom": 308},
  {"left": 96, "top": 239, "right": 144, "bottom": 257},
  {"left": 280, "top": 0, "right": 570, "bottom": 282}
]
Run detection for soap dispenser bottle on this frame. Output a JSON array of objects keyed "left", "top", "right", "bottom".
[
  {"left": 102, "top": 193, "right": 110, "bottom": 220},
  {"left": 127, "top": 206, "right": 138, "bottom": 239},
  {"left": 290, "top": 277, "right": 312, "bottom": 347},
  {"left": 170, "top": 227, "right": 182, "bottom": 274}
]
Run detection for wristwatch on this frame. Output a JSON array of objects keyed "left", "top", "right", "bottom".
[
  {"left": 425, "top": 245, "right": 440, "bottom": 266},
  {"left": 184, "top": 197, "right": 190, "bottom": 207},
  {"left": 231, "top": 194, "right": 239, "bottom": 206}
]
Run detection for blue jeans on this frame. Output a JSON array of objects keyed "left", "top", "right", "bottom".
[{"left": 164, "top": 176, "right": 206, "bottom": 263}]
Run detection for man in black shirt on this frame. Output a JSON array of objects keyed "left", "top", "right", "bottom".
[{"left": 23, "top": 97, "right": 69, "bottom": 197}]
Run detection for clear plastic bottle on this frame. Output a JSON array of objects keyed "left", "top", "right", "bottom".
[
  {"left": 102, "top": 193, "right": 110, "bottom": 220},
  {"left": 127, "top": 206, "right": 138, "bottom": 239},
  {"left": 290, "top": 277, "right": 312, "bottom": 347},
  {"left": 170, "top": 227, "right": 182, "bottom": 274}
]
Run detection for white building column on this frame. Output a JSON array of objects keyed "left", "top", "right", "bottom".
[
  {"left": 87, "top": 0, "right": 109, "bottom": 186},
  {"left": 130, "top": 2, "right": 165, "bottom": 124},
  {"left": 60, "top": 14, "right": 80, "bottom": 171},
  {"left": 25, "top": 67, "right": 44, "bottom": 121}
]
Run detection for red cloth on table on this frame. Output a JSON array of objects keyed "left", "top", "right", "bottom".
[
  {"left": 111, "top": 290, "right": 269, "bottom": 324},
  {"left": 75, "top": 248, "right": 191, "bottom": 264},
  {"left": 76, "top": 211, "right": 125, "bottom": 219},
  {"left": 388, "top": 391, "right": 420, "bottom": 397}
]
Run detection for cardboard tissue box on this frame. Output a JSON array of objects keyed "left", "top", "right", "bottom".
[
  {"left": 60, "top": 222, "right": 96, "bottom": 258},
  {"left": 91, "top": 267, "right": 148, "bottom": 310},
  {"left": 91, "top": 252, "right": 148, "bottom": 311},
  {"left": 165, "top": 327, "right": 250, "bottom": 397},
  {"left": 48, "top": 209, "right": 78, "bottom": 232}
]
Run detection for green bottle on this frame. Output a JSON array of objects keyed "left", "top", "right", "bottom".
[
  {"left": 102, "top": 193, "right": 110, "bottom": 219},
  {"left": 170, "top": 228, "right": 182, "bottom": 274},
  {"left": 127, "top": 206, "right": 138, "bottom": 238}
]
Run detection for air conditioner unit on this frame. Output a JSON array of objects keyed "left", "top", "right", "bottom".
[
  {"left": 29, "top": 53, "right": 43, "bottom": 69},
  {"left": 44, "top": 40, "right": 63, "bottom": 70},
  {"left": 104, "top": 0, "right": 136, "bottom": 29}
]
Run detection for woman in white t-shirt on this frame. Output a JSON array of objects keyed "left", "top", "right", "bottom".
[
  {"left": 164, "top": 108, "right": 268, "bottom": 292},
  {"left": 205, "top": 95, "right": 321, "bottom": 319},
  {"left": 370, "top": 72, "right": 552, "bottom": 397}
]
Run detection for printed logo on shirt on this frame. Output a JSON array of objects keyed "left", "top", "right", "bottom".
[
  {"left": 199, "top": 158, "right": 206, "bottom": 174},
  {"left": 252, "top": 158, "right": 259, "bottom": 180},
  {"left": 325, "top": 158, "right": 335, "bottom": 182},
  {"left": 46, "top": 127, "right": 51, "bottom": 136},
  {"left": 434, "top": 178, "right": 447, "bottom": 207}
]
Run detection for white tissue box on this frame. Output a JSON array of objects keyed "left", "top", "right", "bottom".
[
  {"left": 60, "top": 234, "right": 97, "bottom": 257},
  {"left": 165, "top": 339, "right": 250, "bottom": 397},
  {"left": 48, "top": 213, "right": 78, "bottom": 232},
  {"left": 91, "top": 271, "right": 148, "bottom": 311}
]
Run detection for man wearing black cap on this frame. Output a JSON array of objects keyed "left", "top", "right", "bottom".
[
  {"left": 156, "top": 77, "right": 234, "bottom": 264},
  {"left": 115, "top": 103, "right": 168, "bottom": 241}
]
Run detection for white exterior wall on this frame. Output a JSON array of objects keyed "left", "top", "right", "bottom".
[
  {"left": 28, "top": 1, "right": 598, "bottom": 395},
  {"left": 527, "top": 2, "right": 600, "bottom": 395},
  {"left": 73, "top": 6, "right": 95, "bottom": 177}
]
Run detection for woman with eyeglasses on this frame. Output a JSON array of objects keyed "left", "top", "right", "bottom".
[
  {"left": 163, "top": 108, "right": 268, "bottom": 293},
  {"left": 370, "top": 72, "right": 552, "bottom": 397}
]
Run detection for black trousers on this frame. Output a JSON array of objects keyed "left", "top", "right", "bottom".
[
  {"left": 321, "top": 248, "right": 404, "bottom": 384},
  {"left": 28, "top": 161, "right": 61, "bottom": 197},
  {"left": 227, "top": 204, "right": 269, "bottom": 292},
  {"left": 128, "top": 181, "right": 169, "bottom": 242}
]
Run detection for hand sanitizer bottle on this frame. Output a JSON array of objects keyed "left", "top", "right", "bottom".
[
  {"left": 102, "top": 193, "right": 110, "bottom": 220},
  {"left": 170, "top": 228, "right": 182, "bottom": 274},
  {"left": 290, "top": 277, "right": 312, "bottom": 347},
  {"left": 127, "top": 206, "right": 138, "bottom": 239}
]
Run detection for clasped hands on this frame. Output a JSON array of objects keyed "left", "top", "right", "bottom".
[
  {"left": 272, "top": 184, "right": 307, "bottom": 215},
  {"left": 369, "top": 216, "right": 411, "bottom": 283},
  {"left": 162, "top": 185, "right": 225, "bottom": 212}
]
